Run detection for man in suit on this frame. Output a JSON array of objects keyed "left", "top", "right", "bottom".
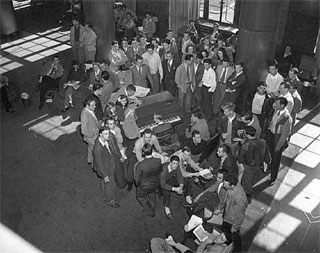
[
  {"left": 126, "top": 37, "right": 146, "bottom": 66},
  {"left": 135, "top": 144, "right": 163, "bottom": 217},
  {"left": 130, "top": 55, "right": 153, "bottom": 89},
  {"left": 162, "top": 51, "right": 179, "bottom": 96},
  {"left": 265, "top": 97, "right": 292, "bottom": 186},
  {"left": 175, "top": 54, "right": 195, "bottom": 113},
  {"left": 192, "top": 53, "right": 204, "bottom": 110},
  {"left": 216, "top": 144, "right": 238, "bottom": 177},
  {"left": 214, "top": 57, "right": 234, "bottom": 115},
  {"left": 81, "top": 96, "right": 100, "bottom": 164},
  {"left": 159, "top": 39, "right": 179, "bottom": 62},
  {"left": 70, "top": 17, "right": 85, "bottom": 64},
  {"left": 108, "top": 84, "right": 137, "bottom": 104},
  {"left": 92, "top": 126, "right": 122, "bottom": 208},
  {"left": 224, "top": 62, "right": 247, "bottom": 113},
  {"left": 179, "top": 32, "right": 194, "bottom": 57}
]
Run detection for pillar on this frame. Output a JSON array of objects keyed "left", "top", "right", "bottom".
[
  {"left": 1, "top": 0, "right": 18, "bottom": 35},
  {"left": 82, "top": 0, "right": 115, "bottom": 61},
  {"left": 236, "top": 0, "right": 283, "bottom": 90}
]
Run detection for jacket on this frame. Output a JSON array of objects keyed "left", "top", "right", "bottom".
[
  {"left": 175, "top": 63, "right": 195, "bottom": 93},
  {"left": 135, "top": 157, "right": 162, "bottom": 191},
  {"left": 70, "top": 25, "right": 85, "bottom": 47},
  {"left": 238, "top": 138, "right": 271, "bottom": 166},
  {"left": 130, "top": 64, "right": 153, "bottom": 88},
  {"left": 80, "top": 107, "right": 99, "bottom": 143}
]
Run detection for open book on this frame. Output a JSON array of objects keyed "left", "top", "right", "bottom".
[
  {"left": 185, "top": 215, "right": 203, "bottom": 232},
  {"left": 193, "top": 225, "right": 208, "bottom": 242}
]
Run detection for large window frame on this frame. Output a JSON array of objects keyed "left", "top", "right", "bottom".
[{"left": 199, "top": 0, "right": 235, "bottom": 25}]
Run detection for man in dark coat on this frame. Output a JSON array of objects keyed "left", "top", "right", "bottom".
[
  {"left": 135, "top": 143, "right": 163, "bottom": 217},
  {"left": 162, "top": 51, "right": 179, "bottom": 96}
]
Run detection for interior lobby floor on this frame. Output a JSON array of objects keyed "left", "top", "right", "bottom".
[{"left": 1, "top": 2, "right": 320, "bottom": 252}]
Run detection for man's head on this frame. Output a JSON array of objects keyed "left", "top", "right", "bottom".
[
  {"left": 217, "top": 144, "right": 229, "bottom": 158},
  {"left": 256, "top": 81, "right": 267, "bottom": 95},
  {"left": 166, "top": 51, "right": 173, "bottom": 61},
  {"left": 151, "top": 37, "right": 160, "bottom": 47},
  {"left": 99, "top": 125, "right": 110, "bottom": 142},
  {"left": 143, "top": 129, "right": 153, "bottom": 143},
  {"left": 101, "top": 71, "right": 110, "bottom": 82},
  {"left": 105, "top": 117, "right": 116, "bottom": 130},
  {"left": 268, "top": 61, "right": 278, "bottom": 76},
  {"left": 126, "top": 84, "right": 136, "bottom": 97},
  {"left": 53, "top": 55, "right": 60, "bottom": 65},
  {"left": 111, "top": 40, "right": 120, "bottom": 50},
  {"left": 142, "top": 143, "right": 153, "bottom": 157},
  {"left": 288, "top": 67, "right": 298, "bottom": 80},
  {"left": 274, "top": 97, "right": 288, "bottom": 111},
  {"left": 214, "top": 232, "right": 233, "bottom": 246},
  {"left": 93, "top": 62, "right": 100, "bottom": 72},
  {"left": 223, "top": 174, "right": 238, "bottom": 190},
  {"left": 240, "top": 112, "right": 253, "bottom": 125},
  {"left": 136, "top": 55, "right": 144, "bottom": 67},
  {"left": 131, "top": 37, "right": 138, "bottom": 48},
  {"left": 222, "top": 57, "right": 230, "bottom": 68},
  {"left": 162, "top": 39, "right": 171, "bottom": 50},
  {"left": 195, "top": 52, "right": 203, "bottom": 64},
  {"left": 92, "top": 82, "right": 103, "bottom": 96},
  {"left": 182, "top": 146, "right": 191, "bottom": 160},
  {"left": 170, "top": 155, "right": 180, "bottom": 170},
  {"left": 72, "top": 60, "right": 79, "bottom": 70},
  {"left": 84, "top": 22, "right": 93, "bottom": 31},
  {"left": 122, "top": 38, "right": 128, "bottom": 48},
  {"left": 221, "top": 102, "right": 235, "bottom": 118},
  {"left": 184, "top": 54, "right": 194, "bottom": 65},
  {"left": 72, "top": 17, "right": 79, "bottom": 26},
  {"left": 216, "top": 169, "right": 227, "bottom": 184},
  {"left": 146, "top": 44, "right": 155, "bottom": 55},
  {"left": 183, "top": 32, "right": 190, "bottom": 41},
  {"left": 167, "top": 29, "right": 174, "bottom": 38},
  {"left": 279, "top": 82, "right": 290, "bottom": 96},
  {"left": 84, "top": 96, "right": 96, "bottom": 111},
  {"left": 289, "top": 82, "right": 299, "bottom": 94},
  {"left": 186, "top": 44, "right": 194, "bottom": 54},
  {"left": 204, "top": 35, "right": 210, "bottom": 45},
  {"left": 235, "top": 62, "right": 244, "bottom": 74},
  {"left": 192, "top": 130, "right": 202, "bottom": 144},
  {"left": 244, "top": 125, "right": 256, "bottom": 139},
  {"left": 203, "top": 58, "right": 211, "bottom": 70},
  {"left": 191, "top": 111, "right": 202, "bottom": 123}
]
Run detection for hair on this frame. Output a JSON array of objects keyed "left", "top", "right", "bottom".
[
  {"left": 84, "top": 95, "right": 95, "bottom": 106},
  {"left": 196, "top": 52, "right": 204, "bottom": 60},
  {"left": 71, "top": 60, "right": 79, "bottom": 66},
  {"left": 53, "top": 55, "right": 59, "bottom": 59},
  {"left": 219, "top": 144, "right": 230, "bottom": 154},
  {"left": 189, "top": 19, "right": 195, "bottom": 23},
  {"left": 152, "top": 37, "right": 160, "bottom": 44},
  {"left": 101, "top": 71, "right": 110, "bottom": 81},
  {"left": 136, "top": 55, "right": 143, "bottom": 61},
  {"left": 222, "top": 56, "right": 230, "bottom": 63},
  {"left": 84, "top": 21, "right": 93, "bottom": 28},
  {"left": 290, "top": 67, "right": 299, "bottom": 75},
  {"left": 143, "top": 128, "right": 152, "bottom": 136},
  {"left": 244, "top": 125, "right": 256, "bottom": 137},
  {"left": 203, "top": 58, "right": 211, "bottom": 65},
  {"left": 184, "top": 54, "right": 193, "bottom": 61},
  {"left": 142, "top": 143, "right": 153, "bottom": 156},
  {"left": 200, "top": 49, "right": 209, "bottom": 58},
  {"left": 72, "top": 16, "right": 79, "bottom": 22},
  {"left": 241, "top": 111, "right": 253, "bottom": 121},
  {"left": 162, "top": 38, "right": 171, "bottom": 45},
  {"left": 221, "top": 102, "right": 235, "bottom": 112},
  {"left": 111, "top": 40, "right": 119, "bottom": 46},
  {"left": 235, "top": 62, "right": 244, "bottom": 68},
  {"left": 167, "top": 29, "right": 173, "bottom": 33},
  {"left": 290, "top": 82, "right": 299, "bottom": 91},
  {"left": 217, "top": 169, "right": 228, "bottom": 177},
  {"left": 126, "top": 84, "right": 136, "bottom": 92},
  {"left": 166, "top": 50, "right": 173, "bottom": 56},
  {"left": 99, "top": 125, "right": 110, "bottom": 134},
  {"left": 105, "top": 116, "right": 115, "bottom": 123},
  {"left": 182, "top": 146, "right": 191, "bottom": 153},
  {"left": 192, "top": 111, "right": 203, "bottom": 119},
  {"left": 184, "top": 32, "right": 191, "bottom": 37},
  {"left": 130, "top": 37, "right": 137, "bottom": 44},
  {"left": 186, "top": 44, "right": 194, "bottom": 52},
  {"left": 191, "top": 130, "right": 200, "bottom": 138},
  {"left": 280, "top": 82, "right": 291, "bottom": 90},
  {"left": 122, "top": 37, "right": 128, "bottom": 43},
  {"left": 268, "top": 60, "right": 278, "bottom": 69},
  {"left": 116, "top": 94, "right": 129, "bottom": 107},
  {"left": 224, "top": 174, "right": 238, "bottom": 186},
  {"left": 257, "top": 81, "right": 267, "bottom": 87},
  {"left": 92, "top": 82, "right": 103, "bottom": 91},
  {"left": 146, "top": 44, "right": 155, "bottom": 50},
  {"left": 170, "top": 155, "right": 180, "bottom": 163},
  {"left": 276, "top": 97, "right": 288, "bottom": 107}
]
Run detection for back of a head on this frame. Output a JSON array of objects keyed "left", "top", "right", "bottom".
[
  {"left": 224, "top": 174, "right": 238, "bottom": 186},
  {"left": 142, "top": 143, "right": 153, "bottom": 156}
]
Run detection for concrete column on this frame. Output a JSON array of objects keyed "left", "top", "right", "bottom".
[
  {"left": 236, "top": 0, "right": 283, "bottom": 90},
  {"left": 82, "top": 0, "right": 115, "bottom": 61},
  {"left": 1, "top": 0, "right": 18, "bottom": 35}
]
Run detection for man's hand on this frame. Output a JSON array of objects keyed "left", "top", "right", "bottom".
[
  {"left": 221, "top": 133, "right": 227, "bottom": 139},
  {"left": 39, "top": 76, "right": 43, "bottom": 83},
  {"left": 104, "top": 176, "right": 110, "bottom": 183}
]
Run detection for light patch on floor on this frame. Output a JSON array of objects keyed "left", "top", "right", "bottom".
[
  {"left": 289, "top": 133, "right": 314, "bottom": 149},
  {"left": 298, "top": 123, "right": 320, "bottom": 139},
  {"left": 294, "top": 150, "right": 320, "bottom": 169},
  {"left": 253, "top": 212, "right": 302, "bottom": 252},
  {"left": 28, "top": 115, "right": 80, "bottom": 141}
]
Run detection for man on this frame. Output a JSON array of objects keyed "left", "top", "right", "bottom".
[
  {"left": 100, "top": 71, "right": 114, "bottom": 111},
  {"left": 61, "top": 60, "right": 87, "bottom": 113},
  {"left": 214, "top": 57, "right": 234, "bottom": 115},
  {"left": 159, "top": 39, "right": 178, "bottom": 62},
  {"left": 0, "top": 75, "right": 15, "bottom": 113},
  {"left": 92, "top": 126, "right": 122, "bottom": 208},
  {"left": 108, "top": 40, "right": 128, "bottom": 72},
  {"left": 134, "top": 128, "right": 163, "bottom": 162},
  {"left": 216, "top": 144, "right": 238, "bottom": 177},
  {"left": 238, "top": 126, "right": 271, "bottom": 202},
  {"left": 200, "top": 58, "right": 217, "bottom": 120},
  {"left": 81, "top": 96, "right": 100, "bottom": 164},
  {"left": 70, "top": 17, "right": 85, "bottom": 63},
  {"left": 180, "top": 32, "right": 194, "bottom": 56},
  {"left": 221, "top": 174, "right": 248, "bottom": 253},
  {"left": 91, "top": 82, "right": 104, "bottom": 122},
  {"left": 289, "top": 82, "right": 302, "bottom": 128},
  {"left": 126, "top": 37, "right": 146, "bottom": 65},
  {"left": 135, "top": 144, "right": 163, "bottom": 217},
  {"left": 192, "top": 53, "right": 204, "bottom": 110},
  {"left": 196, "top": 35, "right": 213, "bottom": 52},
  {"left": 142, "top": 44, "right": 163, "bottom": 93},
  {"left": 224, "top": 62, "right": 247, "bottom": 113},
  {"left": 286, "top": 67, "right": 302, "bottom": 92},
  {"left": 160, "top": 156, "right": 185, "bottom": 220},
  {"left": 175, "top": 54, "right": 195, "bottom": 113},
  {"left": 143, "top": 13, "right": 156, "bottom": 38},
  {"left": 247, "top": 81, "right": 274, "bottom": 131},
  {"left": 239, "top": 112, "right": 261, "bottom": 139},
  {"left": 131, "top": 55, "right": 154, "bottom": 89},
  {"left": 185, "top": 111, "right": 210, "bottom": 142},
  {"left": 80, "top": 22, "right": 97, "bottom": 62},
  {"left": 38, "top": 55, "right": 64, "bottom": 110},
  {"left": 279, "top": 82, "right": 294, "bottom": 114},
  {"left": 265, "top": 61, "right": 284, "bottom": 97},
  {"left": 266, "top": 97, "right": 292, "bottom": 186},
  {"left": 162, "top": 51, "right": 179, "bottom": 96},
  {"left": 218, "top": 102, "right": 244, "bottom": 157},
  {"left": 108, "top": 84, "right": 137, "bottom": 104},
  {"left": 184, "top": 130, "right": 208, "bottom": 165}
]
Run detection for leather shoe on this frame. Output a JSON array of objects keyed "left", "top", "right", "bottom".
[
  {"left": 105, "top": 200, "right": 120, "bottom": 208},
  {"left": 268, "top": 180, "right": 275, "bottom": 187},
  {"left": 165, "top": 212, "right": 174, "bottom": 220}
]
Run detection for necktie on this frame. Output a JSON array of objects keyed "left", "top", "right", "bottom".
[
  {"left": 139, "top": 67, "right": 142, "bottom": 75},
  {"left": 220, "top": 68, "right": 227, "bottom": 83},
  {"left": 277, "top": 110, "right": 280, "bottom": 116},
  {"left": 186, "top": 65, "right": 190, "bottom": 83},
  {"left": 168, "top": 61, "right": 171, "bottom": 72}
]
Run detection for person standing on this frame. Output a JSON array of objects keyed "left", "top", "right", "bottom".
[
  {"left": 142, "top": 44, "right": 163, "bottom": 93},
  {"left": 175, "top": 54, "right": 195, "bottom": 113},
  {"left": 265, "top": 61, "right": 284, "bottom": 98},
  {"left": 70, "top": 17, "right": 85, "bottom": 63},
  {"left": 265, "top": 97, "right": 292, "bottom": 186},
  {"left": 0, "top": 75, "right": 15, "bottom": 113},
  {"left": 81, "top": 96, "right": 100, "bottom": 165},
  {"left": 92, "top": 126, "right": 122, "bottom": 208},
  {"left": 131, "top": 55, "right": 154, "bottom": 89},
  {"left": 162, "top": 51, "right": 179, "bottom": 96},
  {"left": 108, "top": 40, "right": 128, "bottom": 72},
  {"left": 200, "top": 58, "right": 217, "bottom": 120},
  {"left": 192, "top": 53, "right": 204, "bottom": 110},
  {"left": 289, "top": 82, "right": 302, "bottom": 128},
  {"left": 135, "top": 144, "right": 163, "bottom": 217},
  {"left": 221, "top": 174, "right": 248, "bottom": 253},
  {"left": 279, "top": 82, "right": 294, "bottom": 114},
  {"left": 81, "top": 22, "right": 97, "bottom": 62}
]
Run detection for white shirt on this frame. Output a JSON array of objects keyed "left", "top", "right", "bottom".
[
  {"left": 280, "top": 92, "right": 294, "bottom": 114},
  {"left": 252, "top": 93, "right": 266, "bottom": 114},
  {"left": 201, "top": 67, "right": 217, "bottom": 92},
  {"left": 266, "top": 72, "right": 284, "bottom": 95},
  {"left": 142, "top": 52, "right": 163, "bottom": 79},
  {"left": 99, "top": 137, "right": 111, "bottom": 153}
]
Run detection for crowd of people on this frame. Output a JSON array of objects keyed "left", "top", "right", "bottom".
[{"left": 22, "top": 6, "right": 305, "bottom": 252}]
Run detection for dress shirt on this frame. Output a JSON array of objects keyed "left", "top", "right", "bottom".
[
  {"left": 189, "top": 118, "right": 210, "bottom": 142},
  {"left": 201, "top": 67, "right": 217, "bottom": 92},
  {"left": 226, "top": 114, "right": 236, "bottom": 144},
  {"left": 252, "top": 93, "right": 266, "bottom": 114},
  {"left": 142, "top": 52, "right": 163, "bottom": 79},
  {"left": 280, "top": 92, "right": 294, "bottom": 114},
  {"left": 266, "top": 72, "right": 284, "bottom": 95},
  {"left": 219, "top": 67, "right": 228, "bottom": 84},
  {"left": 99, "top": 137, "right": 111, "bottom": 153}
]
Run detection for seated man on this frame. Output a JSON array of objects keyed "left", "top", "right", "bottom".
[
  {"left": 61, "top": 60, "right": 87, "bottom": 112},
  {"left": 184, "top": 130, "right": 208, "bottom": 165},
  {"left": 185, "top": 111, "right": 210, "bottom": 142},
  {"left": 38, "top": 55, "right": 64, "bottom": 109},
  {"left": 239, "top": 112, "right": 261, "bottom": 139},
  {"left": 196, "top": 231, "right": 233, "bottom": 253},
  {"left": 216, "top": 144, "right": 238, "bottom": 177}
]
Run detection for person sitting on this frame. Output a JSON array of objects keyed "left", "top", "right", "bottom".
[
  {"left": 215, "top": 144, "right": 238, "bottom": 177},
  {"left": 184, "top": 130, "right": 208, "bottom": 165},
  {"left": 38, "top": 55, "right": 64, "bottom": 110},
  {"left": 185, "top": 111, "right": 210, "bottom": 142},
  {"left": 0, "top": 75, "right": 15, "bottom": 113},
  {"left": 135, "top": 143, "right": 163, "bottom": 217},
  {"left": 61, "top": 60, "right": 87, "bottom": 113}
]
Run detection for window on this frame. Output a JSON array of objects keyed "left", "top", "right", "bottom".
[{"left": 199, "top": 0, "right": 235, "bottom": 24}]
